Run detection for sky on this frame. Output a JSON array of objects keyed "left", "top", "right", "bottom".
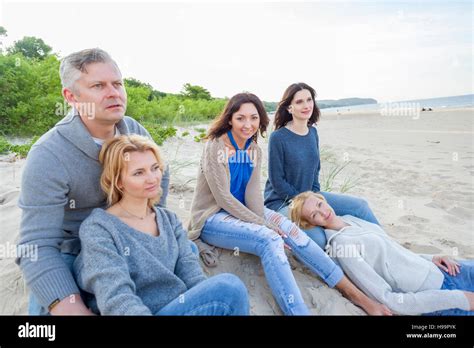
[{"left": 0, "top": 0, "right": 472, "bottom": 102}]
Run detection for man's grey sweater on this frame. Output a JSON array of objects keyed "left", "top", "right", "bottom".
[
  {"left": 73, "top": 207, "right": 206, "bottom": 315},
  {"left": 16, "top": 110, "right": 170, "bottom": 310}
]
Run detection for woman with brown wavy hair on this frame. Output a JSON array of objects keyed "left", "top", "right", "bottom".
[
  {"left": 264, "top": 82, "right": 380, "bottom": 250},
  {"left": 188, "top": 92, "right": 392, "bottom": 316}
]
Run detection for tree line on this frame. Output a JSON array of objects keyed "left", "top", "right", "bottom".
[{"left": 0, "top": 27, "right": 277, "bottom": 139}]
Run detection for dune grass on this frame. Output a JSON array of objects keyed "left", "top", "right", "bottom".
[{"left": 319, "top": 147, "right": 360, "bottom": 193}]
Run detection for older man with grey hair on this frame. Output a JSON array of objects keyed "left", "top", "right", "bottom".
[{"left": 16, "top": 48, "right": 170, "bottom": 315}]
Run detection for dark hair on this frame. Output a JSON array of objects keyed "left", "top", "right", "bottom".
[
  {"left": 273, "top": 82, "right": 320, "bottom": 130},
  {"left": 206, "top": 93, "right": 269, "bottom": 141}
]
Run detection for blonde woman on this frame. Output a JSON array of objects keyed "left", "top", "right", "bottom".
[
  {"left": 289, "top": 191, "right": 474, "bottom": 315},
  {"left": 73, "top": 134, "right": 249, "bottom": 315}
]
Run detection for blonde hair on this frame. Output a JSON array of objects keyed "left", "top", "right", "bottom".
[
  {"left": 289, "top": 191, "right": 327, "bottom": 229},
  {"left": 99, "top": 134, "right": 164, "bottom": 208}
]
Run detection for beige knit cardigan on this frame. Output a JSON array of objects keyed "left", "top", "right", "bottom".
[{"left": 187, "top": 136, "right": 270, "bottom": 240}]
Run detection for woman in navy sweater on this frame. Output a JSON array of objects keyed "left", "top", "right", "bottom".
[{"left": 264, "top": 82, "right": 380, "bottom": 249}]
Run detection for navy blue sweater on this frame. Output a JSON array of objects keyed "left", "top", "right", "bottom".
[{"left": 264, "top": 126, "right": 321, "bottom": 211}]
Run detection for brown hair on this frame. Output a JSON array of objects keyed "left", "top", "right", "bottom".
[
  {"left": 274, "top": 82, "right": 320, "bottom": 130},
  {"left": 206, "top": 92, "right": 269, "bottom": 141},
  {"left": 99, "top": 134, "right": 164, "bottom": 208},
  {"left": 289, "top": 191, "right": 327, "bottom": 229}
]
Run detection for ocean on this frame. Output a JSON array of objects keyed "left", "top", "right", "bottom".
[{"left": 320, "top": 94, "right": 474, "bottom": 113}]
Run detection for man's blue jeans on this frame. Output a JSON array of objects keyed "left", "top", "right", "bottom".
[
  {"left": 201, "top": 207, "right": 344, "bottom": 315},
  {"left": 277, "top": 191, "right": 380, "bottom": 249},
  {"left": 27, "top": 241, "right": 236, "bottom": 315}
]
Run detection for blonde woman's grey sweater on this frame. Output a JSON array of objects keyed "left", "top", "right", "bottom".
[
  {"left": 16, "top": 110, "right": 170, "bottom": 310},
  {"left": 324, "top": 215, "right": 469, "bottom": 315},
  {"left": 74, "top": 207, "right": 206, "bottom": 315}
]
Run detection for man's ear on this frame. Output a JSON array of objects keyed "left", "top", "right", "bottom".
[{"left": 62, "top": 88, "right": 77, "bottom": 108}]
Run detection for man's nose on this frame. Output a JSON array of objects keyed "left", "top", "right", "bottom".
[{"left": 105, "top": 84, "right": 120, "bottom": 98}]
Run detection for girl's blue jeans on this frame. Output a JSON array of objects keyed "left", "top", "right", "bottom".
[{"left": 201, "top": 207, "right": 344, "bottom": 315}]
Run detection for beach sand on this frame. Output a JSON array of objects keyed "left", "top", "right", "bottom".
[{"left": 1, "top": 107, "right": 472, "bottom": 315}]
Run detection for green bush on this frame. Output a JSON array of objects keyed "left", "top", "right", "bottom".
[
  {"left": 0, "top": 54, "right": 63, "bottom": 136},
  {"left": 142, "top": 123, "right": 177, "bottom": 146},
  {"left": 194, "top": 132, "right": 206, "bottom": 143},
  {"left": 127, "top": 93, "right": 226, "bottom": 125},
  {"left": 0, "top": 135, "right": 39, "bottom": 158},
  {"left": 0, "top": 136, "right": 10, "bottom": 154}
]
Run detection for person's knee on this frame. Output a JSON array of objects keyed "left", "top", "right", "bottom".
[
  {"left": 257, "top": 231, "right": 289, "bottom": 266},
  {"left": 258, "top": 229, "right": 284, "bottom": 252},
  {"left": 210, "top": 273, "right": 247, "bottom": 295},
  {"left": 353, "top": 197, "right": 371, "bottom": 214},
  {"left": 351, "top": 196, "right": 380, "bottom": 224},
  {"left": 305, "top": 226, "right": 327, "bottom": 249},
  {"left": 357, "top": 197, "right": 370, "bottom": 209},
  {"left": 210, "top": 273, "right": 249, "bottom": 312}
]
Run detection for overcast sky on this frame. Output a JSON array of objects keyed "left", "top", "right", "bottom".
[{"left": 1, "top": 0, "right": 472, "bottom": 102}]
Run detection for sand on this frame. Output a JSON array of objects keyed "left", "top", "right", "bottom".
[{"left": 1, "top": 107, "right": 472, "bottom": 315}]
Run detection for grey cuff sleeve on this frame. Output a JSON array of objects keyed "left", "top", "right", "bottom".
[{"left": 28, "top": 267, "right": 80, "bottom": 310}]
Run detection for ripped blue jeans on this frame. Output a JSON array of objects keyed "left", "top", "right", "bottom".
[{"left": 201, "top": 208, "right": 344, "bottom": 315}]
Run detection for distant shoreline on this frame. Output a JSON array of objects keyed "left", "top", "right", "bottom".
[{"left": 320, "top": 94, "right": 474, "bottom": 114}]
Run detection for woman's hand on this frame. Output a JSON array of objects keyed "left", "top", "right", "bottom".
[
  {"left": 272, "top": 226, "right": 288, "bottom": 239},
  {"left": 433, "top": 255, "right": 460, "bottom": 276},
  {"left": 266, "top": 224, "right": 292, "bottom": 250}
]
